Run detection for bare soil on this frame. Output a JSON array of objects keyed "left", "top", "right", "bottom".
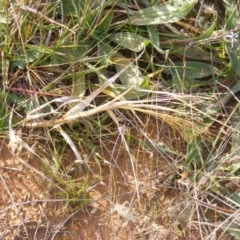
[{"left": 0, "top": 118, "right": 233, "bottom": 239}]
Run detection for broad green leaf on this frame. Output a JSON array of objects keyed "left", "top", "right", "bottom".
[
  {"left": 97, "top": 42, "right": 118, "bottom": 85},
  {"left": 164, "top": 11, "right": 217, "bottom": 50},
  {"left": 96, "top": 42, "right": 148, "bottom": 98},
  {"left": 224, "top": 0, "right": 240, "bottom": 25},
  {"left": 7, "top": 47, "right": 46, "bottom": 71},
  {"left": 147, "top": 25, "right": 166, "bottom": 54},
  {"left": 1, "top": 54, "right": 9, "bottom": 84},
  {"left": 60, "top": 0, "right": 84, "bottom": 17},
  {"left": 147, "top": 25, "right": 159, "bottom": 48},
  {"left": 85, "top": 62, "right": 109, "bottom": 87},
  {"left": 225, "top": 43, "right": 240, "bottom": 77},
  {"left": 51, "top": 43, "right": 89, "bottom": 64},
  {"left": 71, "top": 65, "right": 86, "bottom": 99},
  {"left": 93, "top": 11, "right": 113, "bottom": 38},
  {"left": 0, "top": 12, "right": 10, "bottom": 24},
  {"left": 57, "top": 45, "right": 88, "bottom": 60},
  {"left": 194, "top": 12, "right": 217, "bottom": 41},
  {"left": 227, "top": 228, "right": 240, "bottom": 240},
  {"left": 115, "top": 51, "right": 144, "bottom": 85},
  {"left": 229, "top": 111, "right": 240, "bottom": 165},
  {"left": 166, "top": 61, "right": 218, "bottom": 90},
  {"left": 0, "top": 91, "right": 23, "bottom": 129},
  {"left": 175, "top": 47, "right": 226, "bottom": 64},
  {"left": 224, "top": 0, "right": 240, "bottom": 76},
  {"left": 168, "top": 61, "right": 218, "bottom": 79},
  {"left": 185, "top": 138, "right": 203, "bottom": 167},
  {"left": 9, "top": 59, "right": 27, "bottom": 71},
  {"left": 96, "top": 67, "right": 109, "bottom": 85},
  {"left": 97, "top": 41, "right": 118, "bottom": 65},
  {"left": 0, "top": 1, "right": 11, "bottom": 25},
  {"left": 128, "top": 0, "right": 197, "bottom": 25},
  {"left": 229, "top": 192, "right": 240, "bottom": 205},
  {"left": 26, "top": 49, "right": 42, "bottom": 62},
  {"left": 98, "top": 42, "right": 145, "bottom": 85},
  {"left": 170, "top": 74, "right": 184, "bottom": 91},
  {"left": 109, "top": 32, "right": 148, "bottom": 52}
]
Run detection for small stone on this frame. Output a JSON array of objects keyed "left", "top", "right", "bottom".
[
  {"left": 0, "top": 161, "right": 5, "bottom": 167},
  {"left": 6, "top": 159, "right": 12, "bottom": 165}
]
